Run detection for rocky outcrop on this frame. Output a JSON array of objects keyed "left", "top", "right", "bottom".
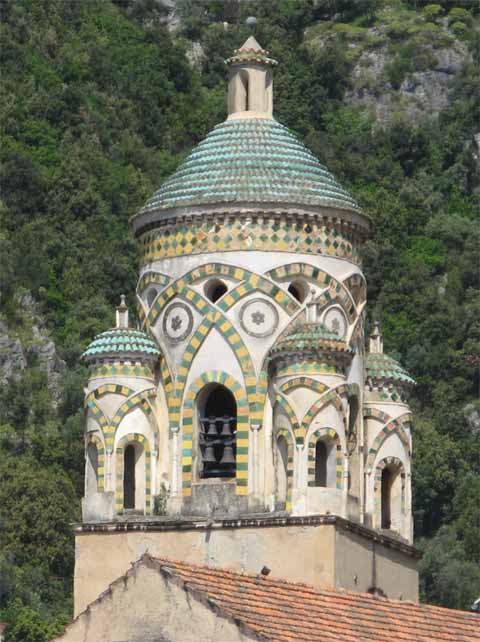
[
  {"left": 0, "top": 291, "right": 66, "bottom": 404},
  {"left": 346, "top": 44, "right": 469, "bottom": 124}
]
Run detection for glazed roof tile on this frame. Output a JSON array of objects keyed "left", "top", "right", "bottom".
[
  {"left": 366, "top": 352, "right": 415, "bottom": 385},
  {"left": 82, "top": 328, "right": 160, "bottom": 361},
  {"left": 152, "top": 556, "right": 480, "bottom": 642},
  {"left": 138, "top": 118, "right": 360, "bottom": 214},
  {"left": 271, "top": 322, "right": 349, "bottom": 355}
]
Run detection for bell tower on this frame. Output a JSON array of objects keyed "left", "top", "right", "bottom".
[{"left": 75, "top": 36, "right": 419, "bottom": 616}]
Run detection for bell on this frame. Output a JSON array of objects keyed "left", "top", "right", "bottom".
[
  {"left": 203, "top": 444, "right": 216, "bottom": 463},
  {"left": 221, "top": 416, "right": 231, "bottom": 435},
  {"left": 220, "top": 445, "right": 235, "bottom": 464},
  {"left": 207, "top": 417, "right": 218, "bottom": 435}
]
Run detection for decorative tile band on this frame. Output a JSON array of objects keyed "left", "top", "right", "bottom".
[
  {"left": 275, "top": 427, "right": 294, "bottom": 511},
  {"left": 108, "top": 390, "right": 156, "bottom": 453},
  {"left": 181, "top": 371, "right": 249, "bottom": 497},
  {"left": 279, "top": 376, "right": 327, "bottom": 396},
  {"left": 267, "top": 262, "right": 357, "bottom": 321},
  {"left": 307, "top": 427, "right": 343, "bottom": 489},
  {"left": 138, "top": 218, "right": 360, "bottom": 265},
  {"left": 373, "top": 456, "right": 406, "bottom": 529},
  {"left": 276, "top": 360, "right": 343, "bottom": 377},
  {"left": 366, "top": 412, "right": 412, "bottom": 471},
  {"left": 137, "top": 270, "right": 171, "bottom": 294},
  {"left": 275, "top": 394, "right": 301, "bottom": 443},
  {"left": 115, "top": 433, "right": 152, "bottom": 515},
  {"left": 85, "top": 384, "right": 136, "bottom": 407},
  {"left": 86, "top": 433, "right": 105, "bottom": 491},
  {"left": 90, "top": 364, "right": 154, "bottom": 379},
  {"left": 300, "top": 388, "right": 345, "bottom": 445}
]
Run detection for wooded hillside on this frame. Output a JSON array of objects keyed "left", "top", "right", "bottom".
[{"left": 0, "top": 1, "right": 479, "bottom": 638}]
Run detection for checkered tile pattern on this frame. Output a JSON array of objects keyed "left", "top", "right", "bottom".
[
  {"left": 138, "top": 218, "right": 360, "bottom": 265},
  {"left": 90, "top": 364, "right": 154, "bottom": 379}
]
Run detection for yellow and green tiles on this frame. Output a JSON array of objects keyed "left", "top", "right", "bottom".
[
  {"left": 276, "top": 360, "right": 343, "bottom": 377},
  {"left": 90, "top": 363, "right": 154, "bottom": 379},
  {"left": 279, "top": 376, "right": 327, "bottom": 395},
  {"left": 275, "top": 428, "right": 294, "bottom": 511},
  {"left": 138, "top": 218, "right": 359, "bottom": 265},
  {"left": 115, "top": 433, "right": 152, "bottom": 514},
  {"left": 181, "top": 371, "right": 249, "bottom": 497},
  {"left": 307, "top": 428, "right": 343, "bottom": 489},
  {"left": 87, "top": 433, "right": 105, "bottom": 491}
]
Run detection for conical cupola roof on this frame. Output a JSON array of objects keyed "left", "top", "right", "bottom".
[
  {"left": 137, "top": 118, "right": 360, "bottom": 215},
  {"left": 132, "top": 37, "right": 368, "bottom": 235}
]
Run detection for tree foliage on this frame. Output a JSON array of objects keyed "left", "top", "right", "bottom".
[{"left": 0, "top": 0, "right": 479, "bottom": 635}]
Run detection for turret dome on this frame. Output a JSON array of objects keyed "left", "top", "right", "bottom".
[{"left": 136, "top": 118, "right": 360, "bottom": 216}]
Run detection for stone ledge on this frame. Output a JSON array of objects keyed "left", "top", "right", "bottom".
[{"left": 74, "top": 513, "right": 421, "bottom": 559}]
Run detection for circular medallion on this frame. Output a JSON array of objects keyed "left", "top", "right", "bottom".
[
  {"left": 323, "top": 307, "right": 347, "bottom": 339},
  {"left": 240, "top": 298, "right": 279, "bottom": 338},
  {"left": 347, "top": 431, "right": 357, "bottom": 455},
  {"left": 162, "top": 302, "right": 193, "bottom": 343}
]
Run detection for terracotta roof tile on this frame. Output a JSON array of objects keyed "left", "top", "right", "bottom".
[{"left": 152, "top": 556, "right": 480, "bottom": 642}]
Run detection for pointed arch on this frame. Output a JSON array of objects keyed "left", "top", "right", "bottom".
[
  {"left": 373, "top": 456, "right": 406, "bottom": 531},
  {"left": 106, "top": 388, "right": 157, "bottom": 453},
  {"left": 115, "top": 433, "right": 152, "bottom": 514},
  {"left": 307, "top": 427, "right": 343, "bottom": 489},
  {"left": 86, "top": 399, "right": 109, "bottom": 435},
  {"left": 274, "top": 427, "right": 294, "bottom": 512},
  {"left": 300, "top": 388, "right": 346, "bottom": 445},
  {"left": 274, "top": 394, "right": 301, "bottom": 443},
  {"left": 181, "top": 371, "right": 249, "bottom": 497},
  {"left": 279, "top": 377, "right": 328, "bottom": 396},
  {"left": 170, "top": 310, "right": 256, "bottom": 430},
  {"left": 366, "top": 413, "right": 412, "bottom": 471},
  {"left": 86, "top": 433, "right": 105, "bottom": 491},
  {"left": 267, "top": 262, "right": 355, "bottom": 320}
]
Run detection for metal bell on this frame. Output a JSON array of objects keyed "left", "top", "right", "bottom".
[
  {"left": 207, "top": 417, "right": 218, "bottom": 435},
  {"left": 203, "top": 444, "right": 216, "bottom": 463},
  {"left": 220, "top": 445, "right": 235, "bottom": 464},
  {"left": 221, "top": 416, "right": 231, "bottom": 435}
]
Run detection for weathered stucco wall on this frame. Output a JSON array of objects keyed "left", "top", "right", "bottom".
[
  {"left": 74, "top": 520, "right": 418, "bottom": 616},
  {"left": 58, "top": 559, "right": 259, "bottom": 642}
]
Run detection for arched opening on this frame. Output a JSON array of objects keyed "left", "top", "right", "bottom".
[
  {"left": 86, "top": 442, "right": 98, "bottom": 494},
  {"left": 204, "top": 279, "right": 228, "bottom": 303},
  {"left": 147, "top": 287, "right": 158, "bottom": 307},
  {"left": 315, "top": 441, "right": 327, "bottom": 487},
  {"left": 275, "top": 435, "right": 288, "bottom": 510},
  {"left": 240, "top": 70, "right": 249, "bottom": 111},
  {"left": 198, "top": 385, "right": 236, "bottom": 479},
  {"left": 348, "top": 395, "right": 359, "bottom": 436},
  {"left": 288, "top": 279, "right": 307, "bottom": 303},
  {"left": 381, "top": 468, "right": 392, "bottom": 529},
  {"left": 124, "top": 445, "right": 136, "bottom": 509}
]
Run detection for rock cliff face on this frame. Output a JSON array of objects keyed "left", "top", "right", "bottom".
[
  {"left": 0, "top": 292, "right": 65, "bottom": 404},
  {"left": 345, "top": 43, "right": 470, "bottom": 124}
]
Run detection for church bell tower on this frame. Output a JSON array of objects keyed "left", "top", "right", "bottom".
[{"left": 76, "top": 36, "right": 419, "bottom": 615}]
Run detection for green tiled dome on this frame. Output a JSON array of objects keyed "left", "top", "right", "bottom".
[
  {"left": 138, "top": 118, "right": 360, "bottom": 214},
  {"left": 82, "top": 328, "right": 160, "bottom": 362},
  {"left": 366, "top": 353, "right": 415, "bottom": 385},
  {"left": 271, "top": 322, "right": 350, "bottom": 356}
]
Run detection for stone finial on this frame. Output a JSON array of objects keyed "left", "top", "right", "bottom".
[
  {"left": 225, "top": 36, "right": 277, "bottom": 120},
  {"left": 369, "top": 321, "right": 383, "bottom": 354},
  {"left": 116, "top": 294, "right": 129, "bottom": 329}
]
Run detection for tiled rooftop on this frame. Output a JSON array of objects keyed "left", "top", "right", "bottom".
[
  {"left": 152, "top": 556, "right": 480, "bottom": 642},
  {"left": 81, "top": 328, "right": 160, "bottom": 360},
  {"left": 138, "top": 118, "right": 361, "bottom": 214},
  {"left": 366, "top": 352, "right": 415, "bottom": 385}
]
